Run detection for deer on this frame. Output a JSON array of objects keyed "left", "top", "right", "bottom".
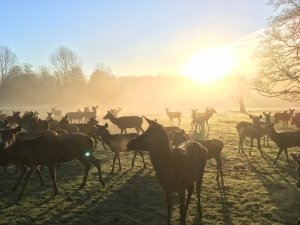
[
  {"left": 262, "top": 112, "right": 272, "bottom": 146},
  {"left": 236, "top": 115, "right": 266, "bottom": 155},
  {"left": 66, "top": 109, "right": 84, "bottom": 123},
  {"left": 103, "top": 111, "right": 144, "bottom": 134},
  {"left": 172, "top": 129, "right": 224, "bottom": 180},
  {"left": 57, "top": 115, "right": 79, "bottom": 133},
  {"left": 0, "top": 126, "right": 105, "bottom": 202},
  {"left": 274, "top": 108, "right": 295, "bottom": 128},
  {"left": 191, "top": 109, "right": 207, "bottom": 133},
  {"left": 291, "top": 116, "right": 300, "bottom": 129},
  {"left": 6, "top": 111, "right": 22, "bottom": 127},
  {"left": 46, "top": 112, "right": 53, "bottom": 120},
  {"left": 126, "top": 118, "right": 207, "bottom": 225},
  {"left": 0, "top": 111, "right": 7, "bottom": 121},
  {"left": 51, "top": 107, "right": 62, "bottom": 120},
  {"left": 263, "top": 122, "right": 300, "bottom": 164},
  {"left": 110, "top": 107, "right": 122, "bottom": 117},
  {"left": 165, "top": 107, "right": 182, "bottom": 125},
  {"left": 94, "top": 123, "right": 146, "bottom": 174},
  {"left": 84, "top": 106, "right": 98, "bottom": 122},
  {"left": 291, "top": 153, "right": 300, "bottom": 189},
  {"left": 73, "top": 116, "right": 106, "bottom": 151}
]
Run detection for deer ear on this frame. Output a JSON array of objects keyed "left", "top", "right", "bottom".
[
  {"left": 105, "top": 123, "right": 108, "bottom": 128},
  {"left": 259, "top": 115, "right": 262, "bottom": 119},
  {"left": 181, "top": 129, "right": 185, "bottom": 134},
  {"left": 154, "top": 119, "right": 157, "bottom": 122},
  {"left": 144, "top": 117, "right": 152, "bottom": 126},
  {"left": 291, "top": 153, "right": 300, "bottom": 165},
  {"left": 263, "top": 112, "right": 266, "bottom": 115}
]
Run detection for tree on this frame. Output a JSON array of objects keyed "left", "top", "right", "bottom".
[
  {"left": 252, "top": 0, "right": 300, "bottom": 101},
  {"left": 0, "top": 46, "right": 18, "bottom": 96},
  {"left": 228, "top": 73, "right": 251, "bottom": 113},
  {"left": 49, "top": 46, "right": 82, "bottom": 85}
]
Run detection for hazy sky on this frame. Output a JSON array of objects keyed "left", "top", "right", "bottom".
[{"left": 1, "top": 0, "right": 275, "bottom": 77}]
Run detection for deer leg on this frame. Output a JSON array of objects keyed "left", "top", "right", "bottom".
[
  {"left": 111, "top": 153, "right": 117, "bottom": 174},
  {"left": 36, "top": 167, "right": 44, "bottom": 186},
  {"left": 196, "top": 169, "right": 205, "bottom": 218},
  {"left": 249, "top": 137, "right": 253, "bottom": 155},
  {"left": 257, "top": 138, "right": 261, "bottom": 152},
  {"left": 47, "top": 163, "right": 59, "bottom": 195},
  {"left": 86, "top": 154, "right": 105, "bottom": 187},
  {"left": 178, "top": 188, "right": 186, "bottom": 223},
  {"left": 16, "top": 164, "right": 39, "bottom": 202},
  {"left": 185, "top": 184, "right": 194, "bottom": 214},
  {"left": 216, "top": 157, "right": 222, "bottom": 180},
  {"left": 77, "top": 156, "right": 92, "bottom": 189},
  {"left": 274, "top": 148, "right": 284, "bottom": 164},
  {"left": 132, "top": 151, "right": 137, "bottom": 167},
  {"left": 117, "top": 153, "right": 121, "bottom": 171},
  {"left": 165, "top": 191, "right": 172, "bottom": 225},
  {"left": 139, "top": 150, "right": 146, "bottom": 168},
  {"left": 284, "top": 148, "right": 289, "bottom": 163},
  {"left": 12, "top": 162, "right": 27, "bottom": 191}
]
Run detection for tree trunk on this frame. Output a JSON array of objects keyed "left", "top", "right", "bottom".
[{"left": 239, "top": 99, "right": 246, "bottom": 113}]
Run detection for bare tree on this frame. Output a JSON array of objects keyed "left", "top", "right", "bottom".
[
  {"left": 0, "top": 46, "right": 18, "bottom": 96},
  {"left": 49, "top": 46, "right": 82, "bottom": 84},
  {"left": 252, "top": 0, "right": 300, "bottom": 101}
]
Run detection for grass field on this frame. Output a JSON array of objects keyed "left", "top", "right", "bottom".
[{"left": 0, "top": 106, "right": 299, "bottom": 225}]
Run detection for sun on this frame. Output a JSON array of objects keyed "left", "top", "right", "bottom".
[{"left": 180, "top": 47, "right": 237, "bottom": 83}]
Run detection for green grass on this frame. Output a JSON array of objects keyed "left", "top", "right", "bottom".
[{"left": 0, "top": 109, "right": 299, "bottom": 225}]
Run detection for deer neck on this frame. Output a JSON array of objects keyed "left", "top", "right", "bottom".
[
  {"left": 149, "top": 138, "right": 174, "bottom": 180},
  {"left": 107, "top": 114, "right": 118, "bottom": 124},
  {"left": 98, "top": 131, "right": 113, "bottom": 146},
  {"left": 265, "top": 128, "right": 277, "bottom": 141}
]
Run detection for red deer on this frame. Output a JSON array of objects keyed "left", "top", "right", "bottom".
[
  {"left": 6, "top": 111, "right": 21, "bottom": 127},
  {"left": 0, "top": 120, "right": 10, "bottom": 129},
  {"left": 110, "top": 107, "right": 122, "bottom": 117},
  {"left": 165, "top": 107, "right": 181, "bottom": 125},
  {"left": 291, "top": 153, "right": 300, "bottom": 189},
  {"left": 95, "top": 123, "right": 146, "bottom": 174},
  {"left": 263, "top": 122, "right": 300, "bottom": 164},
  {"left": 191, "top": 109, "right": 207, "bottom": 133},
  {"left": 58, "top": 115, "right": 79, "bottom": 133},
  {"left": 172, "top": 129, "right": 224, "bottom": 180},
  {"left": 126, "top": 118, "right": 207, "bottom": 225},
  {"left": 291, "top": 116, "right": 300, "bottom": 129},
  {"left": 73, "top": 116, "right": 106, "bottom": 151},
  {"left": 274, "top": 108, "right": 295, "bottom": 128},
  {"left": 66, "top": 109, "right": 84, "bottom": 123},
  {"left": 103, "top": 111, "right": 144, "bottom": 134},
  {"left": 0, "top": 127, "right": 105, "bottom": 201},
  {"left": 84, "top": 106, "right": 98, "bottom": 122},
  {"left": 0, "top": 111, "right": 7, "bottom": 121},
  {"left": 46, "top": 112, "right": 53, "bottom": 120},
  {"left": 262, "top": 112, "right": 272, "bottom": 146},
  {"left": 236, "top": 115, "right": 266, "bottom": 155},
  {"left": 51, "top": 108, "right": 62, "bottom": 120}
]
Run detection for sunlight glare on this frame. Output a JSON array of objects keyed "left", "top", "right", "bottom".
[{"left": 180, "top": 47, "right": 236, "bottom": 83}]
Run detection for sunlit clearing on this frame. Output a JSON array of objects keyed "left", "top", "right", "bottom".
[
  {"left": 180, "top": 47, "right": 236, "bottom": 84},
  {"left": 85, "top": 152, "right": 90, "bottom": 157}
]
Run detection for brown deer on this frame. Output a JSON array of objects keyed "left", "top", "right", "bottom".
[
  {"left": 94, "top": 123, "right": 146, "bottom": 174},
  {"left": 172, "top": 129, "right": 224, "bottom": 180},
  {"left": 291, "top": 153, "right": 300, "bottom": 189},
  {"left": 236, "top": 115, "right": 266, "bottom": 155},
  {"left": 51, "top": 107, "right": 62, "bottom": 120},
  {"left": 0, "top": 111, "right": 7, "bottom": 121},
  {"left": 103, "top": 111, "right": 144, "bottom": 134},
  {"left": 126, "top": 118, "right": 207, "bottom": 225},
  {"left": 84, "top": 106, "right": 98, "bottom": 122},
  {"left": 110, "top": 107, "right": 122, "bottom": 117},
  {"left": 6, "top": 111, "right": 22, "bottom": 127},
  {"left": 263, "top": 122, "right": 300, "bottom": 164},
  {"left": 291, "top": 116, "right": 300, "bottom": 129},
  {"left": 263, "top": 112, "right": 272, "bottom": 146},
  {"left": 191, "top": 109, "right": 207, "bottom": 133},
  {"left": 274, "top": 108, "right": 295, "bottom": 128},
  {"left": 66, "top": 109, "right": 84, "bottom": 123},
  {"left": 165, "top": 107, "right": 182, "bottom": 125},
  {"left": 0, "top": 127, "right": 105, "bottom": 202},
  {"left": 58, "top": 115, "right": 79, "bottom": 133},
  {"left": 46, "top": 112, "right": 53, "bottom": 120}
]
